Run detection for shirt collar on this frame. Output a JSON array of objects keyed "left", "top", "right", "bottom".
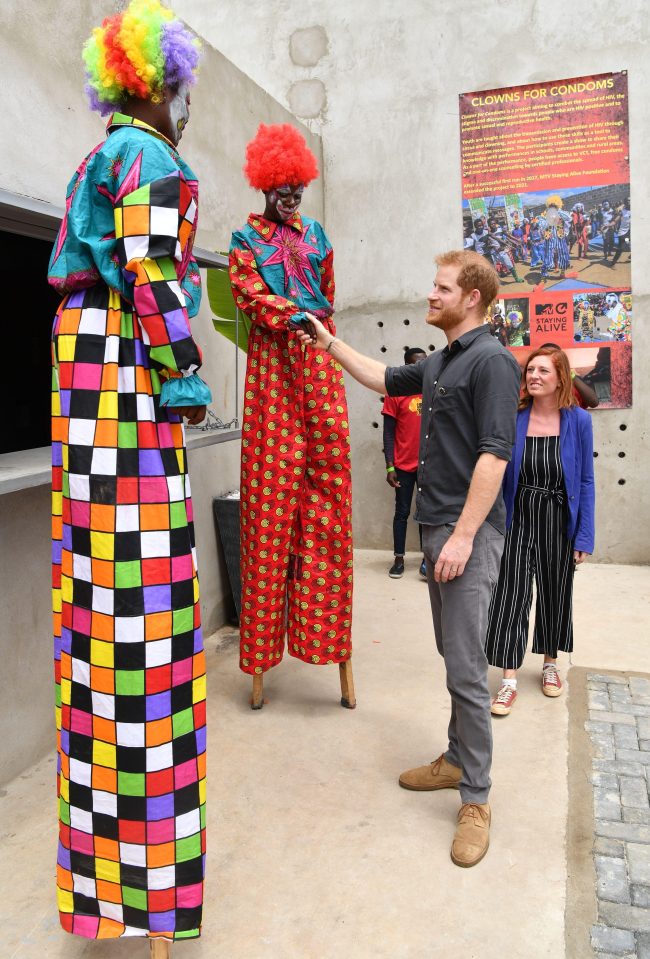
[
  {"left": 443, "top": 323, "right": 489, "bottom": 357},
  {"left": 247, "top": 211, "right": 304, "bottom": 239},
  {"left": 107, "top": 112, "right": 177, "bottom": 150}
]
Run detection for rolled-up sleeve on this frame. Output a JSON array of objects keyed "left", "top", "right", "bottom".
[
  {"left": 473, "top": 353, "right": 521, "bottom": 461},
  {"left": 385, "top": 363, "right": 424, "bottom": 397}
]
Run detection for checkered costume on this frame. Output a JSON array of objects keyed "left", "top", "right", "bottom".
[
  {"left": 229, "top": 213, "right": 353, "bottom": 675},
  {"left": 48, "top": 114, "right": 206, "bottom": 941}
]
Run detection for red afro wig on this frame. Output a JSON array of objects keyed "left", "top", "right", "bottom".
[{"left": 244, "top": 123, "right": 319, "bottom": 192}]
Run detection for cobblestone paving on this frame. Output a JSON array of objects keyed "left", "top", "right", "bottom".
[{"left": 586, "top": 674, "right": 650, "bottom": 958}]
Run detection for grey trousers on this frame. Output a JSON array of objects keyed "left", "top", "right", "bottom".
[{"left": 422, "top": 522, "right": 504, "bottom": 804}]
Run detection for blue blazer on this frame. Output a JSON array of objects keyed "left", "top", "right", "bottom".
[{"left": 503, "top": 405, "right": 595, "bottom": 553}]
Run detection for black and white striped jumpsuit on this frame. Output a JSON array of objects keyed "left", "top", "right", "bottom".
[{"left": 485, "top": 435, "right": 574, "bottom": 670}]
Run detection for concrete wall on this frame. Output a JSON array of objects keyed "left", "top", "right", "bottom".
[
  {"left": 177, "top": 0, "right": 650, "bottom": 564},
  {"left": 0, "top": 2, "right": 324, "bottom": 782}
]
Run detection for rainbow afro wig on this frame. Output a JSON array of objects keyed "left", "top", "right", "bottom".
[
  {"left": 83, "top": 0, "right": 200, "bottom": 116},
  {"left": 244, "top": 124, "right": 319, "bottom": 192}
]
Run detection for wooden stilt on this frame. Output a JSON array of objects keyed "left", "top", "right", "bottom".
[
  {"left": 251, "top": 673, "right": 264, "bottom": 710},
  {"left": 150, "top": 938, "right": 172, "bottom": 957},
  {"left": 339, "top": 659, "right": 357, "bottom": 709}
]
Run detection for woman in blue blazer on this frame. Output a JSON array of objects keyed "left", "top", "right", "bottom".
[{"left": 485, "top": 346, "right": 595, "bottom": 715}]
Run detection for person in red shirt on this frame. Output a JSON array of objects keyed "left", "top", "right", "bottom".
[{"left": 382, "top": 347, "right": 427, "bottom": 578}]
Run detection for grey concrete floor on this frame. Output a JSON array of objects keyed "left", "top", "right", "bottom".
[{"left": 2, "top": 551, "right": 649, "bottom": 959}]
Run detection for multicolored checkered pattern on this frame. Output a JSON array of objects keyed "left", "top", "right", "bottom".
[
  {"left": 49, "top": 117, "right": 206, "bottom": 941},
  {"left": 115, "top": 175, "right": 201, "bottom": 375}
]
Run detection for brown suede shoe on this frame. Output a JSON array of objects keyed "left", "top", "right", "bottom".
[
  {"left": 398, "top": 753, "right": 462, "bottom": 791},
  {"left": 451, "top": 802, "right": 491, "bottom": 867}
]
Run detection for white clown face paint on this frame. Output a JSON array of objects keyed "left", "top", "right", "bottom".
[
  {"left": 169, "top": 82, "right": 190, "bottom": 144},
  {"left": 265, "top": 184, "right": 305, "bottom": 222}
]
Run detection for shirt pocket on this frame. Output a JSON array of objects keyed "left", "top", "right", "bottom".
[{"left": 431, "top": 384, "right": 459, "bottom": 414}]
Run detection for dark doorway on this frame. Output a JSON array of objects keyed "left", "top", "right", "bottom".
[{"left": 1, "top": 230, "right": 60, "bottom": 454}]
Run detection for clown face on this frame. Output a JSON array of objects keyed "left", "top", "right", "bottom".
[
  {"left": 264, "top": 184, "right": 305, "bottom": 223},
  {"left": 605, "top": 293, "right": 620, "bottom": 308},
  {"left": 168, "top": 82, "right": 191, "bottom": 144}
]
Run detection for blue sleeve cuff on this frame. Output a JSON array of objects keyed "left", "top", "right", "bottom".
[{"left": 160, "top": 373, "right": 212, "bottom": 408}]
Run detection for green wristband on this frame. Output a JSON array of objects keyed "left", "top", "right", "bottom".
[{"left": 386, "top": 466, "right": 395, "bottom": 473}]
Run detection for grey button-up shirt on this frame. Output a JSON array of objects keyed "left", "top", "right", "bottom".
[{"left": 384, "top": 325, "right": 521, "bottom": 533}]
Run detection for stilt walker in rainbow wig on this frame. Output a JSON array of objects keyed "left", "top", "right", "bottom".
[
  {"left": 48, "top": 2, "right": 208, "bottom": 954},
  {"left": 229, "top": 124, "right": 356, "bottom": 710}
]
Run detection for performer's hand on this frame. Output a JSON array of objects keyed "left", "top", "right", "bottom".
[
  {"left": 293, "top": 313, "right": 330, "bottom": 351},
  {"left": 434, "top": 530, "right": 474, "bottom": 583},
  {"left": 175, "top": 405, "right": 207, "bottom": 425},
  {"left": 386, "top": 470, "right": 400, "bottom": 488}
]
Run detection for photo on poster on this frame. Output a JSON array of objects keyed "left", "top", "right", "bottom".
[
  {"left": 573, "top": 291, "right": 632, "bottom": 343},
  {"left": 462, "top": 184, "right": 631, "bottom": 294},
  {"left": 565, "top": 347, "right": 612, "bottom": 405},
  {"left": 486, "top": 298, "right": 530, "bottom": 348}
]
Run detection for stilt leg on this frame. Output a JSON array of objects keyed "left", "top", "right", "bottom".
[
  {"left": 251, "top": 673, "right": 264, "bottom": 710},
  {"left": 150, "top": 938, "right": 172, "bottom": 957},
  {"left": 339, "top": 659, "right": 356, "bottom": 709}
]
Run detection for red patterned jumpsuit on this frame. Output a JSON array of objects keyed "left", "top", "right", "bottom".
[{"left": 229, "top": 211, "right": 353, "bottom": 675}]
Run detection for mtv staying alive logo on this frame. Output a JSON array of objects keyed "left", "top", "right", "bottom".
[{"left": 535, "top": 300, "right": 569, "bottom": 334}]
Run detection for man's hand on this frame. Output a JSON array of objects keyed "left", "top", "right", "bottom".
[
  {"left": 386, "top": 469, "right": 400, "bottom": 488},
  {"left": 288, "top": 315, "right": 318, "bottom": 343},
  {"left": 293, "top": 313, "right": 330, "bottom": 351},
  {"left": 175, "top": 405, "right": 207, "bottom": 425},
  {"left": 434, "top": 530, "right": 474, "bottom": 583}
]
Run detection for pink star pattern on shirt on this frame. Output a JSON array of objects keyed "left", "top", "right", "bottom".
[{"left": 262, "top": 222, "right": 319, "bottom": 295}]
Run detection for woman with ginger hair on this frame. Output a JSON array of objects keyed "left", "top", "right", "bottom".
[
  {"left": 485, "top": 347, "right": 595, "bottom": 716},
  {"left": 48, "top": 2, "right": 208, "bottom": 953},
  {"left": 229, "top": 124, "right": 354, "bottom": 708}
]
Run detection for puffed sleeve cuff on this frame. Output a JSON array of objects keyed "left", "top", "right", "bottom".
[{"left": 160, "top": 372, "right": 212, "bottom": 408}]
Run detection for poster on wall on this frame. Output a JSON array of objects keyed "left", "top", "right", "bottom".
[{"left": 459, "top": 71, "right": 631, "bottom": 408}]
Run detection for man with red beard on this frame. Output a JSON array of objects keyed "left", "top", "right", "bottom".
[{"left": 295, "top": 250, "right": 520, "bottom": 867}]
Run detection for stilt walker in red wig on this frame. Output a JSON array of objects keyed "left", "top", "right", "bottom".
[{"left": 229, "top": 124, "right": 355, "bottom": 710}]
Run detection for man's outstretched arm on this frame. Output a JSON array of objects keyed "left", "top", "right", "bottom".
[{"left": 295, "top": 315, "right": 387, "bottom": 393}]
